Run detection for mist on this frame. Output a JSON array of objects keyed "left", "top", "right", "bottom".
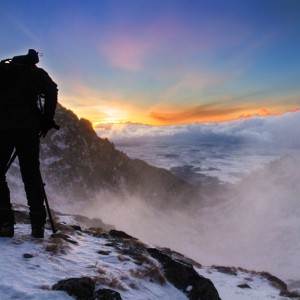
[
  {"left": 7, "top": 110, "right": 300, "bottom": 290},
  {"left": 83, "top": 155, "right": 300, "bottom": 288}
]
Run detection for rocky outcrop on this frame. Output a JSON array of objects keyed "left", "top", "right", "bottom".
[
  {"left": 52, "top": 277, "right": 95, "bottom": 299},
  {"left": 35, "top": 104, "right": 198, "bottom": 207},
  {"left": 48, "top": 216, "right": 221, "bottom": 300},
  {"left": 147, "top": 248, "right": 221, "bottom": 300},
  {"left": 52, "top": 277, "right": 123, "bottom": 300},
  {"left": 95, "top": 289, "right": 122, "bottom": 300}
]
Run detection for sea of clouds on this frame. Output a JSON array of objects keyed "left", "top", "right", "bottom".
[
  {"left": 96, "top": 110, "right": 300, "bottom": 150},
  {"left": 96, "top": 111, "right": 300, "bottom": 183},
  {"left": 90, "top": 111, "right": 300, "bottom": 288}
]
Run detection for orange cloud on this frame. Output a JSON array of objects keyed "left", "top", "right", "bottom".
[
  {"left": 149, "top": 103, "right": 300, "bottom": 125},
  {"left": 150, "top": 103, "right": 243, "bottom": 124}
]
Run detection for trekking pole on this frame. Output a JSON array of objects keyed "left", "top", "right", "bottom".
[
  {"left": 41, "top": 179, "right": 57, "bottom": 234},
  {"left": 5, "top": 150, "right": 18, "bottom": 174},
  {"left": 6, "top": 149, "right": 57, "bottom": 234}
]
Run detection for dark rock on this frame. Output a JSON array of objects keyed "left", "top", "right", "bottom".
[
  {"left": 158, "top": 247, "right": 202, "bottom": 268},
  {"left": 147, "top": 248, "right": 221, "bottom": 300},
  {"left": 259, "top": 271, "right": 287, "bottom": 291},
  {"left": 95, "top": 288, "right": 122, "bottom": 300},
  {"left": 213, "top": 266, "right": 238, "bottom": 276},
  {"left": 120, "top": 246, "right": 144, "bottom": 261},
  {"left": 52, "top": 277, "right": 95, "bottom": 300},
  {"left": 71, "top": 225, "right": 82, "bottom": 231},
  {"left": 237, "top": 284, "right": 251, "bottom": 289},
  {"left": 104, "top": 242, "right": 119, "bottom": 248},
  {"left": 74, "top": 215, "right": 114, "bottom": 232},
  {"left": 97, "top": 250, "right": 111, "bottom": 255},
  {"left": 280, "top": 289, "right": 300, "bottom": 298},
  {"left": 86, "top": 229, "right": 110, "bottom": 239},
  {"left": 258, "top": 271, "right": 300, "bottom": 298},
  {"left": 23, "top": 253, "right": 34, "bottom": 259},
  {"left": 109, "top": 230, "right": 136, "bottom": 239}
]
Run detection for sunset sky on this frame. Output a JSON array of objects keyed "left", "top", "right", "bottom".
[{"left": 1, "top": 0, "right": 300, "bottom": 125}]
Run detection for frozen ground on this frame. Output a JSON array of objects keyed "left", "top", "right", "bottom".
[
  {"left": 0, "top": 206, "right": 298, "bottom": 300},
  {"left": 0, "top": 208, "right": 186, "bottom": 300}
]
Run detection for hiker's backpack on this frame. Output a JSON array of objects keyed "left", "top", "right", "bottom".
[
  {"left": 0, "top": 49, "right": 40, "bottom": 99},
  {"left": 0, "top": 51, "right": 57, "bottom": 129},
  {"left": 0, "top": 59, "right": 17, "bottom": 95},
  {"left": 0, "top": 54, "right": 45, "bottom": 106}
]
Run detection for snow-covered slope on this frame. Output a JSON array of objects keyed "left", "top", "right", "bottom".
[{"left": 0, "top": 205, "right": 298, "bottom": 300}]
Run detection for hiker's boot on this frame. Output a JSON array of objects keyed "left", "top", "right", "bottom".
[
  {"left": 0, "top": 207, "right": 15, "bottom": 237},
  {"left": 0, "top": 222, "right": 14, "bottom": 237},
  {"left": 29, "top": 207, "right": 46, "bottom": 238},
  {"left": 31, "top": 224, "right": 44, "bottom": 238}
]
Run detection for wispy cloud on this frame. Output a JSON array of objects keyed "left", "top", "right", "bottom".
[
  {"left": 100, "top": 34, "right": 150, "bottom": 71},
  {"left": 149, "top": 102, "right": 242, "bottom": 124},
  {"left": 98, "top": 14, "right": 200, "bottom": 71},
  {"left": 7, "top": 14, "right": 39, "bottom": 44},
  {"left": 149, "top": 100, "right": 299, "bottom": 125}
]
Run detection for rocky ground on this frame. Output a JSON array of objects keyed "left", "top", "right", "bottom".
[{"left": 0, "top": 204, "right": 298, "bottom": 300}]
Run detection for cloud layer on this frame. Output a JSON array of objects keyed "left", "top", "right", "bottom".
[{"left": 96, "top": 110, "right": 300, "bottom": 150}]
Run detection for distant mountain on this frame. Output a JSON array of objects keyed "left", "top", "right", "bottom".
[{"left": 20, "top": 104, "right": 197, "bottom": 209}]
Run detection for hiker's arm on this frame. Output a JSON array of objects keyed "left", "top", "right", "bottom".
[{"left": 36, "top": 68, "right": 58, "bottom": 120}]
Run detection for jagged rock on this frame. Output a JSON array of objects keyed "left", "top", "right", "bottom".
[
  {"left": 147, "top": 248, "right": 221, "bottom": 300},
  {"left": 109, "top": 230, "right": 136, "bottom": 239},
  {"left": 158, "top": 247, "right": 202, "bottom": 268},
  {"left": 52, "top": 276, "right": 94, "bottom": 299},
  {"left": 71, "top": 225, "right": 82, "bottom": 231},
  {"left": 35, "top": 103, "right": 199, "bottom": 207},
  {"left": 73, "top": 214, "right": 114, "bottom": 232},
  {"left": 258, "top": 271, "right": 300, "bottom": 298},
  {"left": 213, "top": 265, "right": 238, "bottom": 276},
  {"left": 95, "top": 288, "right": 122, "bottom": 300},
  {"left": 97, "top": 250, "right": 111, "bottom": 255},
  {"left": 237, "top": 283, "right": 251, "bottom": 289}
]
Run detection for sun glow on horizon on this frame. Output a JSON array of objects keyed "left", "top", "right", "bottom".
[
  {"left": 61, "top": 93, "right": 299, "bottom": 128},
  {"left": 88, "top": 106, "right": 300, "bottom": 128}
]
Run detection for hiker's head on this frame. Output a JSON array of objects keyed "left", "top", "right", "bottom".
[{"left": 12, "top": 49, "right": 40, "bottom": 65}]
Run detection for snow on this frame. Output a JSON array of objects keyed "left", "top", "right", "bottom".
[
  {"left": 196, "top": 267, "right": 293, "bottom": 300},
  {"left": 0, "top": 209, "right": 297, "bottom": 300},
  {"left": 0, "top": 213, "right": 187, "bottom": 300}
]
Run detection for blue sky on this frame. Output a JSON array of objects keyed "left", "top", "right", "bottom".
[{"left": 1, "top": 0, "right": 300, "bottom": 125}]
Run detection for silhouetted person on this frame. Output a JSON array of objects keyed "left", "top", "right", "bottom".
[{"left": 0, "top": 49, "right": 58, "bottom": 238}]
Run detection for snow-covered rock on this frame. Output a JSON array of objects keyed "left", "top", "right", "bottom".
[{"left": 0, "top": 206, "right": 298, "bottom": 300}]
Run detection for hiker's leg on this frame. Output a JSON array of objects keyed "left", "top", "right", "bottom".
[
  {"left": 0, "top": 130, "right": 15, "bottom": 236},
  {"left": 15, "top": 129, "right": 46, "bottom": 230}
]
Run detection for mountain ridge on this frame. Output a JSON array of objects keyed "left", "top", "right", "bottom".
[{"left": 7, "top": 103, "right": 199, "bottom": 211}]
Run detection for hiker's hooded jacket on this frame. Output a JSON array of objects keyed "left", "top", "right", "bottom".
[{"left": 0, "top": 52, "right": 57, "bottom": 130}]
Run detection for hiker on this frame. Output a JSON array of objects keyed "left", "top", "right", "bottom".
[{"left": 0, "top": 49, "right": 58, "bottom": 238}]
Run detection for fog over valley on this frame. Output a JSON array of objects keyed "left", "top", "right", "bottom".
[
  {"left": 6, "top": 106, "right": 300, "bottom": 292},
  {"left": 94, "top": 110, "right": 300, "bottom": 288}
]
